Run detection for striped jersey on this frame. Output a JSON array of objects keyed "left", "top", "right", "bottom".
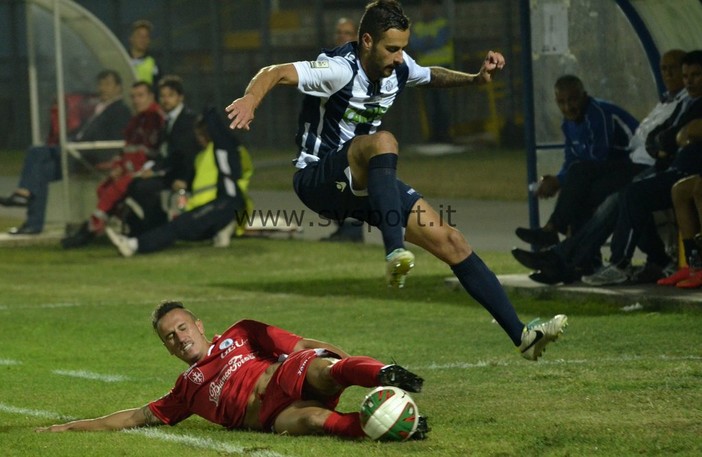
[{"left": 291, "top": 42, "right": 431, "bottom": 168}]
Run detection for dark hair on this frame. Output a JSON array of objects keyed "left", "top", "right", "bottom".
[
  {"left": 359, "top": 0, "right": 410, "bottom": 42},
  {"left": 194, "top": 114, "right": 211, "bottom": 141},
  {"left": 131, "top": 19, "right": 153, "bottom": 34},
  {"left": 97, "top": 69, "right": 122, "bottom": 86},
  {"left": 151, "top": 300, "right": 197, "bottom": 330},
  {"left": 682, "top": 50, "right": 702, "bottom": 68},
  {"left": 131, "top": 80, "right": 153, "bottom": 93},
  {"left": 158, "top": 74, "right": 185, "bottom": 95},
  {"left": 554, "top": 74, "right": 584, "bottom": 92}
]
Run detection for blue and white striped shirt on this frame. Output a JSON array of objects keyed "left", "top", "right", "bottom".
[{"left": 292, "top": 42, "right": 431, "bottom": 168}]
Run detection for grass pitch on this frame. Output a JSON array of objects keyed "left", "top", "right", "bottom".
[{"left": 0, "top": 239, "right": 701, "bottom": 457}]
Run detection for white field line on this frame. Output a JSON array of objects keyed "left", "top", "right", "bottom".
[
  {"left": 0, "top": 402, "right": 292, "bottom": 457},
  {"left": 0, "top": 403, "right": 72, "bottom": 420},
  {"left": 0, "top": 303, "right": 81, "bottom": 311},
  {"left": 37, "top": 303, "right": 82, "bottom": 309},
  {"left": 0, "top": 358, "right": 21, "bottom": 365},
  {"left": 125, "top": 428, "right": 292, "bottom": 457},
  {"left": 0, "top": 295, "right": 249, "bottom": 311},
  {"left": 52, "top": 369, "right": 129, "bottom": 383},
  {"left": 418, "top": 354, "right": 702, "bottom": 371}
]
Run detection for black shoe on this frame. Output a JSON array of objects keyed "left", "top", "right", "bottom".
[
  {"left": 529, "top": 260, "right": 579, "bottom": 284},
  {"left": 515, "top": 227, "right": 559, "bottom": 248},
  {"left": 60, "top": 222, "right": 95, "bottom": 249},
  {"left": 410, "top": 416, "right": 430, "bottom": 440},
  {"left": 529, "top": 270, "right": 566, "bottom": 285},
  {"left": 629, "top": 262, "right": 665, "bottom": 284},
  {"left": 511, "top": 247, "right": 560, "bottom": 271},
  {"left": 694, "top": 233, "right": 702, "bottom": 250},
  {"left": 8, "top": 223, "right": 41, "bottom": 235},
  {"left": 377, "top": 364, "right": 424, "bottom": 393},
  {"left": 0, "top": 192, "right": 31, "bottom": 207}
]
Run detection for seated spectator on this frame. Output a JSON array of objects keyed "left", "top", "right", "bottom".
[
  {"left": 60, "top": 81, "right": 164, "bottom": 248},
  {"left": 0, "top": 70, "right": 131, "bottom": 234},
  {"left": 120, "top": 74, "right": 200, "bottom": 237},
  {"left": 658, "top": 119, "right": 702, "bottom": 289},
  {"left": 512, "top": 49, "right": 688, "bottom": 284},
  {"left": 582, "top": 50, "right": 702, "bottom": 286},
  {"left": 105, "top": 107, "right": 253, "bottom": 256},
  {"left": 515, "top": 75, "right": 639, "bottom": 248}
]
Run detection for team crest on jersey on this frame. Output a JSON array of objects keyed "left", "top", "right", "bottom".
[
  {"left": 187, "top": 367, "right": 205, "bottom": 385},
  {"left": 308, "top": 60, "right": 330, "bottom": 69},
  {"left": 219, "top": 338, "right": 234, "bottom": 350},
  {"left": 335, "top": 181, "right": 347, "bottom": 192},
  {"left": 384, "top": 80, "right": 395, "bottom": 92}
]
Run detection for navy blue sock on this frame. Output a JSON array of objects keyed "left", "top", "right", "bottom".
[
  {"left": 367, "top": 153, "right": 404, "bottom": 255},
  {"left": 451, "top": 253, "right": 525, "bottom": 345}
]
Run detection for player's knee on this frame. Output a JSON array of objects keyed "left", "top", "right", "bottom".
[
  {"left": 445, "top": 228, "right": 472, "bottom": 260},
  {"left": 307, "top": 359, "right": 342, "bottom": 395},
  {"left": 369, "top": 131, "right": 398, "bottom": 155}
]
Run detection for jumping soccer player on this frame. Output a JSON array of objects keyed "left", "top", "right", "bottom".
[{"left": 225, "top": 0, "right": 567, "bottom": 360}]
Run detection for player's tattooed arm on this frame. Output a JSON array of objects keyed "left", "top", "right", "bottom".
[
  {"left": 427, "top": 67, "right": 480, "bottom": 87},
  {"left": 140, "top": 404, "right": 165, "bottom": 427},
  {"left": 36, "top": 405, "right": 163, "bottom": 432},
  {"left": 426, "top": 50, "right": 505, "bottom": 88}
]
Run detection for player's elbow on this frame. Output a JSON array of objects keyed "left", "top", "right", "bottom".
[{"left": 260, "top": 64, "right": 297, "bottom": 86}]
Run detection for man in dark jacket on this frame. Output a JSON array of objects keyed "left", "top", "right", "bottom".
[
  {"left": 122, "top": 74, "right": 201, "bottom": 236},
  {"left": 0, "top": 69, "right": 131, "bottom": 235},
  {"left": 105, "top": 108, "right": 253, "bottom": 256},
  {"left": 583, "top": 50, "right": 702, "bottom": 285}
]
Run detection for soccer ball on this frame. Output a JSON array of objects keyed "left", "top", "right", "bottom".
[{"left": 360, "top": 386, "right": 419, "bottom": 441}]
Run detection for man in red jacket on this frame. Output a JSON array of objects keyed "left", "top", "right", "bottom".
[{"left": 61, "top": 81, "right": 165, "bottom": 247}]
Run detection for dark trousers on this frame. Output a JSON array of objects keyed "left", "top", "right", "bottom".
[
  {"left": 549, "top": 160, "right": 641, "bottom": 235},
  {"left": 137, "top": 196, "right": 242, "bottom": 253},
  {"left": 610, "top": 169, "right": 687, "bottom": 267},
  {"left": 125, "top": 177, "right": 169, "bottom": 236},
  {"left": 17, "top": 146, "right": 61, "bottom": 231},
  {"left": 553, "top": 166, "right": 656, "bottom": 270}
]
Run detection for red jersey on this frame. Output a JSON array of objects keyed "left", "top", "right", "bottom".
[
  {"left": 148, "top": 319, "right": 301, "bottom": 428},
  {"left": 122, "top": 101, "right": 165, "bottom": 158}
]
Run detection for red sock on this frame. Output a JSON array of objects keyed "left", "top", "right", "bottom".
[
  {"left": 329, "top": 356, "right": 384, "bottom": 387},
  {"left": 323, "top": 411, "right": 365, "bottom": 438}
]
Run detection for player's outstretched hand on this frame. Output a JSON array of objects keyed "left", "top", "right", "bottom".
[
  {"left": 479, "top": 50, "right": 505, "bottom": 83},
  {"left": 226, "top": 94, "right": 256, "bottom": 131},
  {"left": 36, "top": 424, "right": 70, "bottom": 432}
]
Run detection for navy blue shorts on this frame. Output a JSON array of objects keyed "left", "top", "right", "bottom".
[{"left": 292, "top": 143, "right": 423, "bottom": 227}]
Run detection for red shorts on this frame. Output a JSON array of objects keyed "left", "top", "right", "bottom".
[{"left": 258, "top": 349, "right": 341, "bottom": 432}]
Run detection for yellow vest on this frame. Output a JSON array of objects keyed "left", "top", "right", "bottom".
[
  {"left": 186, "top": 142, "right": 255, "bottom": 239},
  {"left": 132, "top": 55, "right": 158, "bottom": 84},
  {"left": 187, "top": 142, "right": 218, "bottom": 210},
  {"left": 413, "top": 18, "right": 454, "bottom": 67},
  {"left": 236, "top": 145, "right": 254, "bottom": 236}
]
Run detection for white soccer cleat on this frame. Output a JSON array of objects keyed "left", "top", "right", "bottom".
[
  {"left": 385, "top": 248, "right": 415, "bottom": 288},
  {"left": 105, "top": 227, "right": 136, "bottom": 258},
  {"left": 519, "top": 314, "right": 568, "bottom": 361}
]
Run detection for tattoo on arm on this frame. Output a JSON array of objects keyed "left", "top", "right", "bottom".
[
  {"left": 428, "top": 67, "right": 480, "bottom": 88},
  {"left": 141, "top": 405, "right": 163, "bottom": 427}
]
